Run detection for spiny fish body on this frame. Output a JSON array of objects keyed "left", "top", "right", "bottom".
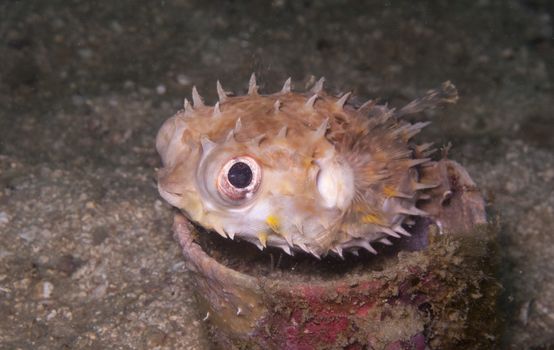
[{"left": 156, "top": 75, "right": 458, "bottom": 257}]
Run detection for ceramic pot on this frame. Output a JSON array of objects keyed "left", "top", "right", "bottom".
[{"left": 174, "top": 159, "right": 500, "bottom": 349}]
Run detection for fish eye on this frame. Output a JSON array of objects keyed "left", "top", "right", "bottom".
[
  {"left": 228, "top": 162, "right": 253, "bottom": 188},
  {"left": 217, "top": 156, "right": 261, "bottom": 202}
]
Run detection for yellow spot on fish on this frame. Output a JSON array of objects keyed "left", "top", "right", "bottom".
[
  {"left": 266, "top": 215, "right": 280, "bottom": 232},
  {"left": 361, "top": 213, "right": 383, "bottom": 225},
  {"left": 383, "top": 185, "right": 397, "bottom": 198},
  {"left": 257, "top": 232, "right": 268, "bottom": 248}
]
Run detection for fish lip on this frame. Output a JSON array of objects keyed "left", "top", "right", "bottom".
[{"left": 157, "top": 182, "right": 184, "bottom": 208}]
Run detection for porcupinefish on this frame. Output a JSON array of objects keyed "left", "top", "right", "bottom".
[{"left": 156, "top": 74, "right": 458, "bottom": 258}]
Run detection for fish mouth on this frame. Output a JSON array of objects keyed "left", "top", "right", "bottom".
[{"left": 157, "top": 183, "right": 183, "bottom": 208}]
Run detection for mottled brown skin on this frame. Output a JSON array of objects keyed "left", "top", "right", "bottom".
[{"left": 156, "top": 75, "right": 458, "bottom": 257}]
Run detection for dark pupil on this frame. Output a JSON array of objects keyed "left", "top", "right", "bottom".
[{"left": 227, "top": 162, "right": 253, "bottom": 188}]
